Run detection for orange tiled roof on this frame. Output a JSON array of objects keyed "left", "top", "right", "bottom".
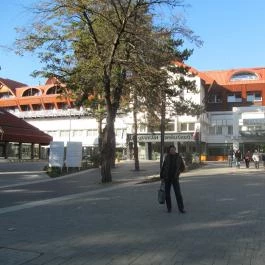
[{"left": 202, "top": 67, "right": 265, "bottom": 85}]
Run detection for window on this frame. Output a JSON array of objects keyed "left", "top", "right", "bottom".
[
  {"left": 87, "top": 129, "right": 97, "bottom": 137},
  {"left": 216, "top": 126, "right": 222, "bottom": 135},
  {"left": 227, "top": 93, "right": 242, "bottom": 103},
  {"left": 209, "top": 125, "right": 223, "bottom": 135},
  {"left": 60, "top": 130, "right": 69, "bottom": 137},
  {"left": 189, "top": 123, "right": 195, "bottom": 131},
  {"left": 247, "top": 92, "right": 262, "bottom": 102},
  {"left": 22, "top": 88, "right": 41, "bottom": 97},
  {"left": 0, "top": 92, "right": 14, "bottom": 99},
  {"left": 181, "top": 123, "right": 187, "bottom": 131},
  {"left": 208, "top": 94, "right": 222, "bottom": 103},
  {"left": 209, "top": 126, "right": 215, "bottom": 135},
  {"left": 228, "top": 125, "right": 233, "bottom": 135},
  {"left": 72, "top": 130, "right": 83, "bottom": 137},
  {"left": 115, "top": 129, "right": 124, "bottom": 137},
  {"left": 165, "top": 121, "right": 175, "bottom": 131},
  {"left": 20, "top": 105, "right": 31, "bottom": 111},
  {"left": 46, "top": 86, "right": 64, "bottom": 95},
  {"left": 230, "top": 71, "right": 258, "bottom": 81},
  {"left": 180, "top": 123, "right": 195, "bottom": 132}
]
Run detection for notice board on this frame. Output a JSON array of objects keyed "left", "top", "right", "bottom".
[{"left": 65, "top": 142, "right": 82, "bottom": 167}]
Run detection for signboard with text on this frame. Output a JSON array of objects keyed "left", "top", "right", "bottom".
[{"left": 128, "top": 133, "right": 194, "bottom": 143}]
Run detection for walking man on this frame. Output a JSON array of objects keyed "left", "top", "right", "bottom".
[
  {"left": 252, "top": 150, "right": 260, "bottom": 169},
  {"left": 234, "top": 149, "right": 241, "bottom": 168},
  {"left": 228, "top": 148, "right": 234, "bottom": 167}
]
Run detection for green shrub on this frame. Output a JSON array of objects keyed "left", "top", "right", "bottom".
[
  {"left": 115, "top": 151, "right": 123, "bottom": 161},
  {"left": 89, "top": 153, "right": 101, "bottom": 167},
  {"left": 46, "top": 166, "right": 62, "bottom": 178}
]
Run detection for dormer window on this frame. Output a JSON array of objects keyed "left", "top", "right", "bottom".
[
  {"left": 230, "top": 71, "right": 258, "bottom": 81},
  {"left": 22, "top": 88, "right": 41, "bottom": 97}
]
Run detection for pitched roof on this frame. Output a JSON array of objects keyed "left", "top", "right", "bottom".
[
  {"left": 0, "top": 78, "right": 28, "bottom": 93},
  {"left": 202, "top": 67, "right": 265, "bottom": 85},
  {"left": 0, "top": 108, "right": 52, "bottom": 144}
]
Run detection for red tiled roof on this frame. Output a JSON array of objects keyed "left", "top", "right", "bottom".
[
  {"left": 202, "top": 67, "right": 265, "bottom": 85},
  {"left": 173, "top": 61, "right": 215, "bottom": 85},
  {"left": 0, "top": 108, "right": 52, "bottom": 144}
]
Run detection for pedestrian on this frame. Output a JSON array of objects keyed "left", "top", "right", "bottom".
[
  {"left": 160, "top": 145, "right": 186, "bottom": 213},
  {"left": 227, "top": 148, "right": 234, "bottom": 167},
  {"left": 244, "top": 150, "right": 251, "bottom": 168},
  {"left": 234, "top": 149, "right": 241, "bottom": 168},
  {"left": 252, "top": 150, "right": 260, "bottom": 169},
  {"left": 262, "top": 153, "right": 265, "bottom": 168}
]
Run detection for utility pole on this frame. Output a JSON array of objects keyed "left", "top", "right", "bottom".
[{"left": 160, "top": 87, "right": 166, "bottom": 169}]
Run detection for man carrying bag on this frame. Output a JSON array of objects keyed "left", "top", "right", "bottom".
[{"left": 160, "top": 145, "right": 186, "bottom": 213}]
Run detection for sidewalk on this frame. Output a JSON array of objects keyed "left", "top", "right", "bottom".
[{"left": 1, "top": 161, "right": 265, "bottom": 265}]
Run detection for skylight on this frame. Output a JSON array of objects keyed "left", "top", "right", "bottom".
[{"left": 230, "top": 71, "right": 258, "bottom": 81}]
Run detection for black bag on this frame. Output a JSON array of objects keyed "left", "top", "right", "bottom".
[{"left": 157, "top": 181, "right": 165, "bottom": 204}]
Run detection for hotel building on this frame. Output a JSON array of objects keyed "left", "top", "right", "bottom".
[{"left": 1, "top": 66, "right": 265, "bottom": 161}]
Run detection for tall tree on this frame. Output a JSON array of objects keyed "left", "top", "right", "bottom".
[{"left": 15, "top": 0, "right": 201, "bottom": 182}]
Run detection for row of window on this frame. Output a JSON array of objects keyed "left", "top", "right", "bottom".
[
  {"left": 0, "top": 86, "right": 64, "bottom": 99},
  {"left": 208, "top": 92, "right": 262, "bottom": 103},
  {"left": 209, "top": 125, "right": 233, "bottom": 135},
  {"left": 46, "top": 123, "right": 198, "bottom": 138},
  {"left": 47, "top": 129, "right": 127, "bottom": 138}
]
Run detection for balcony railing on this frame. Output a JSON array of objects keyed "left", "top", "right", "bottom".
[{"left": 9, "top": 109, "right": 88, "bottom": 118}]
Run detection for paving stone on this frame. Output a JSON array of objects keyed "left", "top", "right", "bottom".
[
  {"left": 0, "top": 248, "right": 41, "bottom": 265},
  {"left": 1, "top": 162, "right": 265, "bottom": 265}
]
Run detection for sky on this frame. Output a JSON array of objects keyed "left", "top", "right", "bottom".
[{"left": 1, "top": 0, "right": 265, "bottom": 85}]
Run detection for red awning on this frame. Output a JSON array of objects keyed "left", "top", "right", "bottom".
[{"left": 0, "top": 108, "right": 52, "bottom": 144}]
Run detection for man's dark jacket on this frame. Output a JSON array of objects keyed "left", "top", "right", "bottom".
[{"left": 160, "top": 153, "right": 185, "bottom": 181}]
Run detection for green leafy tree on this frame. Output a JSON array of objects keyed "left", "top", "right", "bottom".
[{"left": 15, "top": 0, "right": 202, "bottom": 182}]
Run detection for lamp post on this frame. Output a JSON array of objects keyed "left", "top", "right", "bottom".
[{"left": 68, "top": 108, "right": 72, "bottom": 142}]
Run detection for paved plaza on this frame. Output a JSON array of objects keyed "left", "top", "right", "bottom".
[{"left": 1, "top": 160, "right": 265, "bottom": 264}]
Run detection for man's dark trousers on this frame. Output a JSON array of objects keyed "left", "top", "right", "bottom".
[{"left": 165, "top": 178, "right": 184, "bottom": 212}]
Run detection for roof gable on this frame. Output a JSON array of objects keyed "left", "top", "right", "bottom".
[{"left": 0, "top": 78, "right": 28, "bottom": 94}]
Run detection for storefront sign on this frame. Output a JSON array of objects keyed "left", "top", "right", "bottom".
[
  {"left": 128, "top": 133, "right": 193, "bottom": 142},
  {"left": 243, "top": 119, "right": 265, "bottom": 125}
]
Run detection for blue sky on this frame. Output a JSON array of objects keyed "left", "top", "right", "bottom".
[{"left": 1, "top": 0, "right": 265, "bottom": 85}]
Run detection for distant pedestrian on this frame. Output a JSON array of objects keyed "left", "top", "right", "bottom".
[
  {"left": 244, "top": 150, "right": 251, "bottom": 168},
  {"left": 160, "top": 145, "right": 186, "bottom": 213},
  {"left": 228, "top": 148, "right": 234, "bottom": 167},
  {"left": 262, "top": 153, "right": 265, "bottom": 168},
  {"left": 234, "top": 149, "right": 241, "bottom": 168},
  {"left": 252, "top": 150, "right": 260, "bottom": 169}
]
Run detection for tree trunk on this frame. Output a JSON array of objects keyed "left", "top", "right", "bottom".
[
  {"left": 160, "top": 88, "right": 166, "bottom": 169},
  {"left": 133, "top": 94, "right": 140, "bottom": 171},
  {"left": 101, "top": 121, "right": 115, "bottom": 183},
  {"left": 97, "top": 117, "right": 103, "bottom": 153},
  {"left": 111, "top": 135, "right": 116, "bottom": 168}
]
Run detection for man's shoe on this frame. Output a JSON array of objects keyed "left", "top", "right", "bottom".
[
  {"left": 167, "top": 208, "right": 172, "bottom": 213},
  {"left": 179, "top": 209, "right": 186, "bottom": 214}
]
